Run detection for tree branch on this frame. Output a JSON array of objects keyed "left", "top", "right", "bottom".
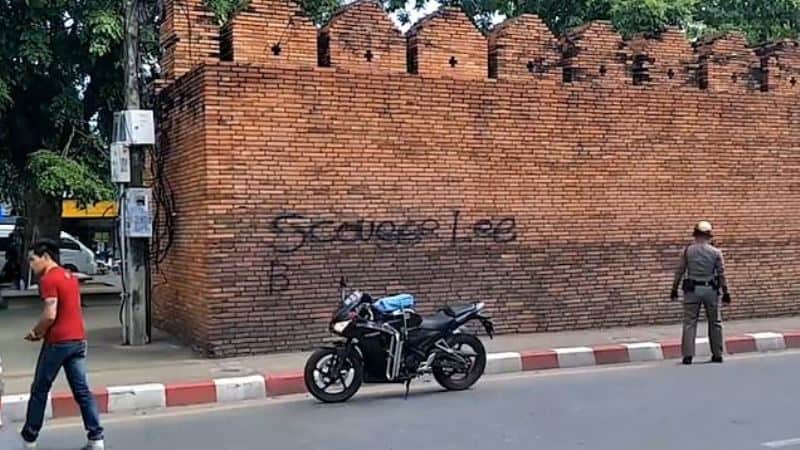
[{"left": 61, "top": 125, "right": 75, "bottom": 157}]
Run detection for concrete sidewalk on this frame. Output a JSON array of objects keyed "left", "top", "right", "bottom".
[
  {"left": 0, "top": 274, "right": 121, "bottom": 307},
  {"left": 3, "top": 298, "right": 800, "bottom": 395}
]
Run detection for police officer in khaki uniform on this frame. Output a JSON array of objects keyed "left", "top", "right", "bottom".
[{"left": 671, "top": 221, "right": 731, "bottom": 365}]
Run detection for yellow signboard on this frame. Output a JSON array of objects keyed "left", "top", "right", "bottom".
[{"left": 62, "top": 200, "right": 118, "bottom": 219}]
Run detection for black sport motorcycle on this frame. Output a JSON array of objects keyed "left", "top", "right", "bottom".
[{"left": 304, "top": 279, "right": 495, "bottom": 403}]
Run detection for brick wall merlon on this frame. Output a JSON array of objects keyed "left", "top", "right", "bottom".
[
  {"left": 559, "top": 21, "right": 627, "bottom": 83},
  {"left": 488, "top": 14, "right": 560, "bottom": 81},
  {"left": 694, "top": 32, "right": 751, "bottom": 61},
  {"left": 160, "top": 0, "right": 220, "bottom": 80},
  {"left": 406, "top": 7, "right": 487, "bottom": 80},
  {"left": 220, "top": 0, "right": 317, "bottom": 67},
  {"left": 692, "top": 33, "right": 800, "bottom": 93},
  {"left": 693, "top": 32, "right": 759, "bottom": 92},
  {"left": 624, "top": 28, "right": 694, "bottom": 86},
  {"left": 319, "top": 0, "right": 406, "bottom": 73},
  {"left": 160, "top": 0, "right": 800, "bottom": 94},
  {"left": 755, "top": 39, "right": 800, "bottom": 91}
]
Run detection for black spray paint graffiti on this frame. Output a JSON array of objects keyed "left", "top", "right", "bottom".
[
  {"left": 270, "top": 211, "right": 516, "bottom": 253},
  {"left": 450, "top": 211, "right": 516, "bottom": 245},
  {"left": 267, "top": 211, "right": 517, "bottom": 295},
  {"left": 270, "top": 213, "right": 439, "bottom": 253},
  {"left": 268, "top": 260, "right": 290, "bottom": 295}
]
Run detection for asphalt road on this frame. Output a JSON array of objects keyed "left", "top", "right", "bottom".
[{"left": 7, "top": 351, "right": 800, "bottom": 450}]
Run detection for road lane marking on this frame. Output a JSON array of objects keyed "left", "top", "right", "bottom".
[
  {"left": 45, "top": 364, "right": 657, "bottom": 430},
  {"left": 43, "top": 348, "right": 800, "bottom": 431},
  {"left": 763, "top": 438, "right": 800, "bottom": 448}
]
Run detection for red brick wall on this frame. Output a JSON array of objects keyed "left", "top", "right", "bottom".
[
  {"left": 756, "top": 39, "right": 800, "bottom": 91},
  {"left": 319, "top": 0, "right": 406, "bottom": 74},
  {"left": 625, "top": 28, "right": 693, "bottom": 86},
  {"left": 219, "top": 0, "right": 317, "bottom": 67},
  {"left": 153, "top": 67, "right": 213, "bottom": 351},
  {"left": 560, "top": 21, "right": 627, "bottom": 84},
  {"left": 407, "top": 7, "right": 487, "bottom": 80},
  {"left": 488, "top": 14, "right": 561, "bottom": 83},
  {"left": 156, "top": 1, "right": 800, "bottom": 357},
  {"left": 693, "top": 32, "right": 758, "bottom": 92},
  {"left": 160, "top": 0, "right": 219, "bottom": 80}
]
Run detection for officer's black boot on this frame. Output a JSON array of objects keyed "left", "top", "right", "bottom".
[
  {"left": 711, "top": 355, "right": 723, "bottom": 363},
  {"left": 682, "top": 356, "right": 692, "bottom": 365}
]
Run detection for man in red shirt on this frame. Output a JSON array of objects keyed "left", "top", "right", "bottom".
[{"left": 19, "top": 240, "right": 104, "bottom": 449}]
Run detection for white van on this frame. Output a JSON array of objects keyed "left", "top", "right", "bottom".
[
  {"left": 58, "top": 232, "right": 98, "bottom": 275},
  {"left": 0, "top": 224, "right": 97, "bottom": 275}
]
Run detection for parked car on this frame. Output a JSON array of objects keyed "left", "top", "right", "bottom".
[
  {"left": 58, "top": 232, "right": 98, "bottom": 275},
  {"left": 0, "top": 223, "right": 97, "bottom": 276}
]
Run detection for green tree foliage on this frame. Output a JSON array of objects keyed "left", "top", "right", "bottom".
[
  {"left": 299, "top": 0, "right": 343, "bottom": 24},
  {"left": 0, "top": 0, "right": 126, "bottom": 242},
  {"left": 694, "top": 0, "right": 800, "bottom": 44},
  {"left": 203, "top": 0, "right": 339, "bottom": 25},
  {"left": 28, "top": 150, "right": 112, "bottom": 206},
  {"left": 384, "top": 0, "right": 800, "bottom": 43},
  {"left": 609, "top": 0, "right": 697, "bottom": 38},
  {"left": 204, "top": 0, "right": 251, "bottom": 24}
]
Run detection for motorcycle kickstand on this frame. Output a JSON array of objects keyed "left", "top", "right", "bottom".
[{"left": 404, "top": 379, "right": 411, "bottom": 400}]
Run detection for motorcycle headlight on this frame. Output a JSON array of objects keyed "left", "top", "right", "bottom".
[{"left": 332, "top": 320, "right": 351, "bottom": 334}]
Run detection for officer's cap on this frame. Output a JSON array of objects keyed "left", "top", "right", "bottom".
[{"left": 694, "top": 220, "right": 713, "bottom": 236}]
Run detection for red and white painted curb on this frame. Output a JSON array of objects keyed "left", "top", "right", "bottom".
[{"left": 1, "top": 330, "right": 799, "bottom": 423}]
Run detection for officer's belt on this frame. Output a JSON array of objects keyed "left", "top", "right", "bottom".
[{"left": 688, "top": 279, "right": 714, "bottom": 286}]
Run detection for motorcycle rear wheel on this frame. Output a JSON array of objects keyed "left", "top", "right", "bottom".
[
  {"left": 304, "top": 348, "right": 363, "bottom": 403},
  {"left": 433, "top": 333, "right": 487, "bottom": 391}
]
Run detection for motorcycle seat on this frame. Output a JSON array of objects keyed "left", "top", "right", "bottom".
[
  {"left": 442, "top": 304, "right": 477, "bottom": 318},
  {"left": 420, "top": 312, "right": 456, "bottom": 331}
]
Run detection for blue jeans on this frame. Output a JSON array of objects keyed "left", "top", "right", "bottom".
[{"left": 21, "top": 341, "right": 104, "bottom": 443}]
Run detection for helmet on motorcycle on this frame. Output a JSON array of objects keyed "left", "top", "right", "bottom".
[{"left": 693, "top": 220, "right": 713, "bottom": 237}]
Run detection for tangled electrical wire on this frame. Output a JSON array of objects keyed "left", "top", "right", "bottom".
[
  {"left": 136, "top": 78, "right": 177, "bottom": 292},
  {"left": 147, "top": 133, "right": 177, "bottom": 285}
]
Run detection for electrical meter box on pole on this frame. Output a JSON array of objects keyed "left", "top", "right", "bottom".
[
  {"left": 110, "top": 143, "right": 131, "bottom": 183},
  {"left": 125, "top": 187, "right": 153, "bottom": 238},
  {"left": 112, "top": 110, "right": 155, "bottom": 145}
]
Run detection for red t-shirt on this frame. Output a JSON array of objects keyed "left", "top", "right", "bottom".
[{"left": 40, "top": 267, "right": 86, "bottom": 343}]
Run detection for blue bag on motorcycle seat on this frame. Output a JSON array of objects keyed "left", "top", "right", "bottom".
[{"left": 373, "top": 294, "right": 415, "bottom": 314}]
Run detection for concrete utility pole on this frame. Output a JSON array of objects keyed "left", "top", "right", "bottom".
[{"left": 121, "top": 0, "right": 150, "bottom": 345}]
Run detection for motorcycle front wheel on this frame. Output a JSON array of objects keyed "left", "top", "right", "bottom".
[
  {"left": 433, "top": 333, "right": 487, "bottom": 391},
  {"left": 304, "top": 347, "right": 363, "bottom": 403}
]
